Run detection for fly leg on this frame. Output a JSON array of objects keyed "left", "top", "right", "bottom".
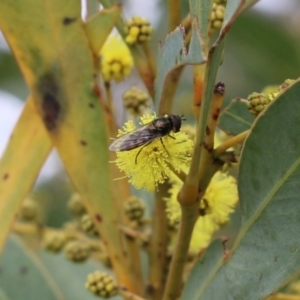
[
  {"left": 135, "top": 141, "right": 152, "bottom": 164},
  {"left": 159, "top": 138, "right": 170, "bottom": 156}
]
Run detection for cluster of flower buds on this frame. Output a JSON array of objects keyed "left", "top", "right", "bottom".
[
  {"left": 247, "top": 79, "right": 295, "bottom": 115},
  {"left": 246, "top": 92, "right": 271, "bottom": 115},
  {"left": 124, "top": 16, "right": 153, "bottom": 45},
  {"left": 124, "top": 196, "right": 145, "bottom": 224},
  {"left": 64, "top": 240, "right": 90, "bottom": 262},
  {"left": 43, "top": 231, "right": 67, "bottom": 252},
  {"left": 123, "top": 86, "right": 150, "bottom": 116},
  {"left": 85, "top": 271, "right": 118, "bottom": 298},
  {"left": 209, "top": 1, "right": 226, "bottom": 36},
  {"left": 80, "top": 214, "right": 99, "bottom": 237},
  {"left": 67, "top": 193, "right": 86, "bottom": 216}
]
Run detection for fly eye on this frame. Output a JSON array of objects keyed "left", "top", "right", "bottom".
[{"left": 170, "top": 115, "right": 182, "bottom": 132}]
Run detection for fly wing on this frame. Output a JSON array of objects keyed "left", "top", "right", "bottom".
[{"left": 109, "top": 125, "right": 163, "bottom": 151}]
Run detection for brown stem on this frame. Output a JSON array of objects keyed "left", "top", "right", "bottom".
[
  {"left": 162, "top": 202, "right": 199, "bottom": 300},
  {"left": 146, "top": 182, "right": 169, "bottom": 300},
  {"left": 118, "top": 286, "right": 147, "bottom": 300},
  {"left": 198, "top": 82, "right": 225, "bottom": 185},
  {"left": 167, "top": 0, "right": 181, "bottom": 31},
  {"left": 157, "top": 66, "right": 184, "bottom": 115},
  {"left": 142, "top": 43, "right": 157, "bottom": 79}
]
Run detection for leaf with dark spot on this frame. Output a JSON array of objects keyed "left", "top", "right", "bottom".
[{"left": 62, "top": 17, "right": 77, "bottom": 25}]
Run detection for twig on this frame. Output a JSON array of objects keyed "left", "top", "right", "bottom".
[
  {"left": 146, "top": 182, "right": 169, "bottom": 300},
  {"left": 118, "top": 286, "right": 147, "bottom": 300},
  {"left": 162, "top": 203, "right": 199, "bottom": 300},
  {"left": 213, "top": 130, "right": 250, "bottom": 157},
  {"left": 167, "top": 0, "right": 181, "bottom": 31}
]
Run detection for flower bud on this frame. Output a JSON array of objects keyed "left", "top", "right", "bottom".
[
  {"left": 80, "top": 214, "right": 99, "bottom": 237},
  {"left": 123, "top": 86, "right": 150, "bottom": 116},
  {"left": 64, "top": 240, "right": 90, "bottom": 262},
  {"left": 209, "top": 3, "right": 225, "bottom": 36},
  {"left": 124, "top": 196, "right": 145, "bottom": 222},
  {"left": 246, "top": 92, "right": 272, "bottom": 115},
  {"left": 125, "top": 16, "right": 153, "bottom": 45},
  {"left": 43, "top": 231, "right": 67, "bottom": 252},
  {"left": 20, "top": 197, "right": 39, "bottom": 221},
  {"left": 279, "top": 78, "right": 295, "bottom": 92},
  {"left": 85, "top": 271, "right": 118, "bottom": 298},
  {"left": 67, "top": 193, "right": 86, "bottom": 216}
]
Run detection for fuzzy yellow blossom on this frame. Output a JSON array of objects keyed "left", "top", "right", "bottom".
[
  {"left": 110, "top": 113, "right": 193, "bottom": 191},
  {"left": 166, "top": 171, "right": 238, "bottom": 254},
  {"left": 99, "top": 35, "right": 133, "bottom": 83}
]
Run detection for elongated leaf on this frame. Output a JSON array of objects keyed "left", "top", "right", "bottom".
[
  {"left": 182, "top": 79, "right": 300, "bottom": 299},
  {"left": 221, "top": 0, "right": 259, "bottom": 33},
  {"left": 84, "top": 5, "right": 121, "bottom": 54},
  {"left": 1, "top": 235, "right": 122, "bottom": 300},
  {"left": 0, "top": 288, "right": 10, "bottom": 300},
  {"left": 154, "top": 0, "right": 209, "bottom": 105},
  {"left": 0, "top": 0, "right": 135, "bottom": 289},
  {"left": 0, "top": 98, "right": 52, "bottom": 253},
  {"left": 0, "top": 235, "right": 63, "bottom": 300},
  {"left": 38, "top": 249, "right": 122, "bottom": 300},
  {"left": 181, "top": 239, "right": 224, "bottom": 300},
  {"left": 218, "top": 98, "right": 255, "bottom": 135}
]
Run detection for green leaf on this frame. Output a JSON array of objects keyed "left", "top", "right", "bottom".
[
  {"left": 218, "top": 98, "right": 255, "bottom": 135},
  {"left": 38, "top": 249, "right": 122, "bottom": 300},
  {"left": 181, "top": 79, "right": 300, "bottom": 299},
  {"left": 154, "top": 0, "right": 208, "bottom": 106},
  {"left": 0, "top": 235, "right": 122, "bottom": 300},
  {"left": 0, "top": 235, "right": 63, "bottom": 300},
  {"left": 221, "top": 0, "right": 259, "bottom": 33},
  {"left": 0, "top": 288, "right": 10, "bottom": 300},
  {"left": 181, "top": 239, "right": 224, "bottom": 300},
  {"left": 84, "top": 5, "right": 121, "bottom": 54}
]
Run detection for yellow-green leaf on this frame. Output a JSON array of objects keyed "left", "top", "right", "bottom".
[
  {"left": 0, "top": 0, "right": 135, "bottom": 290},
  {"left": 0, "top": 98, "right": 51, "bottom": 253}
]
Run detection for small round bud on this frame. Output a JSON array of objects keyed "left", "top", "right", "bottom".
[
  {"left": 246, "top": 92, "right": 272, "bottom": 115},
  {"left": 279, "top": 79, "right": 295, "bottom": 92},
  {"left": 64, "top": 240, "right": 90, "bottom": 262},
  {"left": 124, "top": 16, "right": 153, "bottom": 45},
  {"left": 85, "top": 271, "right": 118, "bottom": 298},
  {"left": 124, "top": 196, "right": 145, "bottom": 222},
  {"left": 123, "top": 87, "right": 150, "bottom": 116},
  {"left": 209, "top": 3, "right": 225, "bottom": 36},
  {"left": 80, "top": 214, "right": 99, "bottom": 236},
  {"left": 43, "top": 231, "right": 67, "bottom": 252},
  {"left": 20, "top": 197, "right": 39, "bottom": 221},
  {"left": 68, "top": 193, "right": 86, "bottom": 216}
]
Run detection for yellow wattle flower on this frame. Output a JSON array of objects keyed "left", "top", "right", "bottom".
[
  {"left": 112, "top": 113, "right": 193, "bottom": 191},
  {"left": 99, "top": 35, "right": 133, "bottom": 83},
  {"left": 166, "top": 171, "right": 238, "bottom": 254}
]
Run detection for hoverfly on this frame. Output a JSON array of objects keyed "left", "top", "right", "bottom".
[{"left": 109, "top": 114, "right": 185, "bottom": 163}]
